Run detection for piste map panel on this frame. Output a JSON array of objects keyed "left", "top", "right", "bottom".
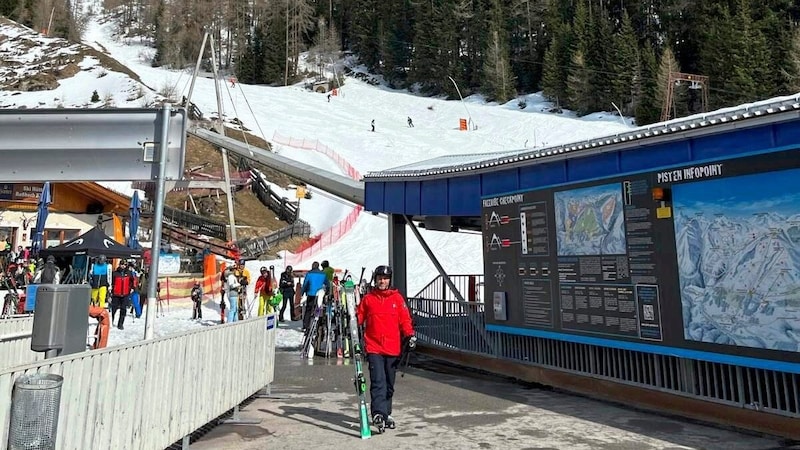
[{"left": 482, "top": 149, "right": 800, "bottom": 363}]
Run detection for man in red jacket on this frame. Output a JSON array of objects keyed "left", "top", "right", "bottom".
[{"left": 357, "top": 265, "right": 416, "bottom": 431}]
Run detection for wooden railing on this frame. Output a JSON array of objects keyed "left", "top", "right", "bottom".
[
  {"left": 250, "top": 170, "right": 300, "bottom": 223},
  {"left": 237, "top": 220, "right": 311, "bottom": 259}
]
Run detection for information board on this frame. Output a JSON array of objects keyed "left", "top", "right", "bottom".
[{"left": 482, "top": 149, "right": 800, "bottom": 363}]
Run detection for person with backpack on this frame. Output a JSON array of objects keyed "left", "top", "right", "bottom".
[
  {"left": 33, "top": 255, "right": 60, "bottom": 284},
  {"left": 110, "top": 263, "right": 135, "bottom": 330},
  {"left": 190, "top": 281, "right": 203, "bottom": 320}
]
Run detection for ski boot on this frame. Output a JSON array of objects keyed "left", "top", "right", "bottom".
[
  {"left": 385, "top": 415, "right": 396, "bottom": 429},
  {"left": 372, "top": 414, "right": 385, "bottom": 433}
]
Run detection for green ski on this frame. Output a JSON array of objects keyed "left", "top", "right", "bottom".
[{"left": 344, "top": 278, "right": 372, "bottom": 439}]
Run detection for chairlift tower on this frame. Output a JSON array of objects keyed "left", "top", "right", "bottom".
[{"left": 661, "top": 72, "right": 709, "bottom": 122}]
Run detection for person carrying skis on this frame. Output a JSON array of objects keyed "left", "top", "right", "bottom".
[
  {"left": 301, "top": 261, "right": 329, "bottom": 331},
  {"left": 254, "top": 266, "right": 273, "bottom": 316},
  {"left": 279, "top": 266, "right": 295, "bottom": 322},
  {"left": 357, "top": 265, "right": 415, "bottom": 431},
  {"left": 190, "top": 280, "right": 203, "bottom": 320},
  {"left": 234, "top": 259, "right": 250, "bottom": 320}
]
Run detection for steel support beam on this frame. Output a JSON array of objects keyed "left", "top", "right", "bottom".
[
  {"left": 388, "top": 213, "right": 407, "bottom": 298},
  {"left": 0, "top": 108, "right": 186, "bottom": 181},
  {"left": 189, "top": 127, "right": 364, "bottom": 205}
]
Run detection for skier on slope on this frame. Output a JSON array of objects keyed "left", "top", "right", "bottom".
[{"left": 357, "top": 265, "right": 416, "bottom": 431}]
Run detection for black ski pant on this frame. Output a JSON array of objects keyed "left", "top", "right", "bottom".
[
  {"left": 302, "top": 296, "right": 317, "bottom": 330},
  {"left": 192, "top": 299, "right": 202, "bottom": 319},
  {"left": 367, "top": 353, "right": 399, "bottom": 420},
  {"left": 279, "top": 288, "right": 294, "bottom": 320},
  {"left": 111, "top": 295, "right": 129, "bottom": 328}
]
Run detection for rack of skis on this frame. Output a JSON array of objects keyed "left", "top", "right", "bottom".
[{"left": 300, "top": 274, "right": 369, "bottom": 359}]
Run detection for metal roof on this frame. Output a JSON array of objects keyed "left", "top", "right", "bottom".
[{"left": 364, "top": 94, "right": 800, "bottom": 181}]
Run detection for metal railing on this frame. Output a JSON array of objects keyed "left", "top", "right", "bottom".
[
  {"left": 408, "top": 295, "right": 800, "bottom": 420},
  {"left": 0, "top": 314, "right": 276, "bottom": 449},
  {"left": 250, "top": 170, "right": 300, "bottom": 223},
  {"left": 0, "top": 316, "right": 42, "bottom": 370},
  {"left": 237, "top": 220, "right": 311, "bottom": 259}
]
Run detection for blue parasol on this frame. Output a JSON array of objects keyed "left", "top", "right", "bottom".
[
  {"left": 128, "top": 191, "right": 141, "bottom": 249},
  {"left": 31, "top": 182, "right": 51, "bottom": 255}
]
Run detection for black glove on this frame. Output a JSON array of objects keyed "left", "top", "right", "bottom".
[{"left": 406, "top": 335, "right": 417, "bottom": 350}]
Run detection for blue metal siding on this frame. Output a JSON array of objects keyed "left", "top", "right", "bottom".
[
  {"left": 364, "top": 182, "right": 385, "bottom": 212},
  {"left": 449, "top": 175, "right": 480, "bottom": 215},
  {"left": 567, "top": 152, "right": 620, "bottom": 181},
  {"left": 692, "top": 127, "right": 774, "bottom": 161},
  {"left": 421, "top": 179, "right": 448, "bottom": 215},
  {"left": 775, "top": 121, "right": 800, "bottom": 148},
  {"left": 404, "top": 181, "right": 421, "bottom": 215},
  {"left": 519, "top": 161, "right": 567, "bottom": 190},
  {"left": 481, "top": 169, "right": 519, "bottom": 197},
  {"left": 621, "top": 141, "right": 692, "bottom": 173},
  {"left": 364, "top": 120, "right": 800, "bottom": 216},
  {"left": 383, "top": 182, "right": 406, "bottom": 214}
]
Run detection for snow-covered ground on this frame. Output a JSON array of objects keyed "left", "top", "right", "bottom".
[{"left": 2, "top": 5, "right": 636, "bottom": 348}]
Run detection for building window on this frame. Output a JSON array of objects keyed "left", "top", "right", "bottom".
[{"left": 44, "top": 229, "right": 80, "bottom": 248}]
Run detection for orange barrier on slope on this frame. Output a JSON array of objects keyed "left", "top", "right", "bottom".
[{"left": 156, "top": 273, "right": 222, "bottom": 304}]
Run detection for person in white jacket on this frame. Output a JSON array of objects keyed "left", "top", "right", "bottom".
[{"left": 224, "top": 268, "right": 240, "bottom": 323}]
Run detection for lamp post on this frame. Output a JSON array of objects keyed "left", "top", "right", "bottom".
[{"left": 448, "top": 76, "right": 475, "bottom": 130}]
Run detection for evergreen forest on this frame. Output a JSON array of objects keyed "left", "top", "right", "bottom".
[{"left": 3, "top": 0, "right": 800, "bottom": 125}]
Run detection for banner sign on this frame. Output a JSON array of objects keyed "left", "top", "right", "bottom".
[{"left": 0, "top": 183, "right": 45, "bottom": 203}]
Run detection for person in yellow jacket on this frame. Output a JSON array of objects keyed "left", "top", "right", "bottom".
[{"left": 232, "top": 259, "right": 250, "bottom": 319}]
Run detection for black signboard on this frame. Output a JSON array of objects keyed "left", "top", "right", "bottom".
[{"left": 483, "top": 149, "right": 800, "bottom": 364}]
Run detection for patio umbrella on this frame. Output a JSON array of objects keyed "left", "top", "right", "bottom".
[
  {"left": 31, "top": 182, "right": 51, "bottom": 255},
  {"left": 128, "top": 191, "right": 141, "bottom": 250}
]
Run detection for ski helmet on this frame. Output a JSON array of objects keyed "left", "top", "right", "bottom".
[
  {"left": 97, "top": 254, "right": 107, "bottom": 264},
  {"left": 373, "top": 265, "right": 392, "bottom": 283},
  {"left": 46, "top": 255, "right": 55, "bottom": 264},
  {"left": 286, "top": 266, "right": 293, "bottom": 272}
]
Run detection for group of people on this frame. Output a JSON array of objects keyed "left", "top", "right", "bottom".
[
  {"left": 89, "top": 254, "right": 148, "bottom": 330},
  {"left": 292, "top": 259, "right": 417, "bottom": 431}
]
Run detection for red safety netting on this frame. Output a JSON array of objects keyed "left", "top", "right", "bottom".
[{"left": 272, "top": 132, "right": 364, "bottom": 266}]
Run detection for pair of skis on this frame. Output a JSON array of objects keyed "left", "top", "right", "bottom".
[
  {"left": 300, "top": 289, "right": 326, "bottom": 358},
  {"left": 343, "top": 276, "right": 373, "bottom": 438}
]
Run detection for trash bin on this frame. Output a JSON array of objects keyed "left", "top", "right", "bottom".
[{"left": 7, "top": 374, "right": 63, "bottom": 450}]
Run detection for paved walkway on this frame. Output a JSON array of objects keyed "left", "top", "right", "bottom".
[{"left": 189, "top": 351, "right": 795, "bottom": 450}]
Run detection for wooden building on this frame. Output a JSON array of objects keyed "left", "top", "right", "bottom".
[{"left": 0, "top": 182, "right": 131, "bottom": 253}]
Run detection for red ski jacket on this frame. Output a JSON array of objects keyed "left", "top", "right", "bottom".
[{"left": 357, "top": 287, "right": 414, "bottom": 357}]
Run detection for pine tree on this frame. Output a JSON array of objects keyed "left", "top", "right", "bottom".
[
  {"left": 567, "top": 48, "right": 591, "bottom": 115},
  {"left": 656, "top": 46, "right": 685, "bottom": 120},
  {"left": 784, "top": 28, "right": 800, "bottom": 94},
  {"left": 482, "top": 29, "right": 517, "bottom": 103},
  {"left": 610, "top": 11, "right": 639, "bottom": 114},
  {"left": 635, "top": 42, "right": 660, "bottom": 125}
]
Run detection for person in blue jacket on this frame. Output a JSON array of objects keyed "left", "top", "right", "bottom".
[{"left": 301, "top": 261, "right": 329, "bottom": 331}]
